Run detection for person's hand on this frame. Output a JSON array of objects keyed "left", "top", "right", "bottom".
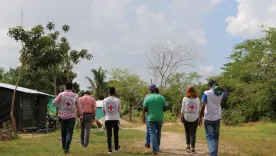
[
  {"left": 142, "top": 116, "right": 146, "bottom": 124},
  {"left": 198, "top": 118, "right": 202, "bottom": 127},
  {"left": 180, "top": 117, "right": 184, "bottom": 124},
  {"left": 80, "top": 115, "right": 83, "bottom": 122}
]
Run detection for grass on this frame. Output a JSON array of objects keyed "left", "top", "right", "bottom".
[
  {"left": 162, "top": 120, "right": 276, "bottom": 156},
  {"left": 1, "top": 121, "right": 275, "bottom": 156},
  {"left": 0, "top": 128, "right": 149, "bottom": 156}
]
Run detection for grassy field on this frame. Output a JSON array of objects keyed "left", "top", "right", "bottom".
[
  {"left": 0, "top": 121, "right": 275, "bottom": 156},
  {"left": 162, "top": 121, "right": 276, "bottom": 156},
  {"left": 0, "top": 129, "right": 149, "bottom": 156}
]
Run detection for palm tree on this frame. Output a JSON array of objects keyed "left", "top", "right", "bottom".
[{"left": 86, "top": 66, "right": 108, "bottom": 100}]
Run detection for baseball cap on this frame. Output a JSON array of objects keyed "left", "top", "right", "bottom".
[{"left": 149, "top": 84, "right": 156, "bottom": 89}]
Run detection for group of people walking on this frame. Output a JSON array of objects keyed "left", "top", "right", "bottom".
[
  {"left": 53, "top": 80, "right": 226, "bottom": 156},
  {"left": 142, "top": 80, "right": 226, "bottom": 156}
]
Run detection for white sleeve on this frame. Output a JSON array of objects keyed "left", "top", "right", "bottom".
[
  {"left": 197, "top": 98, "right": 201, "bottom": 113},
  {"left": 102, "top": 99, "right": 106, "bottom": 112},
  {"left": 181, "top": 97, "right": 186, "bottom": 113}
]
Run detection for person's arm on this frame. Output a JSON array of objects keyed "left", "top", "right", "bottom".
[
  {"left": 163, "top": 96, "right": 169, "bottom": 112},
  {"left": 142, "top": 99, "right": 148, "bottom": 124},
  {"left": 180, "top": 98, "right": 185, "bottom": 123},
  {"left": 102, "top": 100, "right": 106, "bottom": 115},
  {"left": 118, "top": 99, "right": 121, "bottom": 114},
  {"left": 76, "top": 97, "right": 83, "bottom": 117},
  {"left": 53, "top": 93, "right": 62, "bottom": 107},
  {"left": 198, "top": 93, "right": 207, "bottom": 126},
  {"left": 92, "top": 98, "right": 97, "bottom": 115}
]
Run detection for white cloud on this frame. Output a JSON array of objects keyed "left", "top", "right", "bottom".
[
  {"left": 189, "top": 29, "right": 207, "bottom": 45},
  {"left": 0, "top": 0, "right": 224, "bottom": 89},
  {"left": 200, "top": 65, "right": 214, "bottom": 73},
  {"left": 226, "top": 0, "right": 276, "bottom": 37}
]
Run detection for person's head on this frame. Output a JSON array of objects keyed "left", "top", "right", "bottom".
[
  {"left": 108, "top": 87, "right": 116, "bottom": 96},
  {"left": 155, "top": 88, "right": 159, "bottom": 94},
  {"left": 208, "top": 79, "right": 217, "bottom": 89},
  {"left": 185, "top": 85, "right": 198, "bottom": 98},
  {"left": 65, "top": 82, "right": 73, "bottom": 90},
  {"left": 148, "top": 84, "right": 157, "bottom": 93},
  {"left": 84, "top": 90, "right": 90, "bottom": 95}
]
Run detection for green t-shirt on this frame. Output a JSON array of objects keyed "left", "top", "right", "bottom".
[{"left": 143, "top": 93, "right": 168, "bottom": 121}]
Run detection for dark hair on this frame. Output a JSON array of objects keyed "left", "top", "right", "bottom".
[
  {"left": 208, "top": 80, "right": 217, "bottom": 87},
  {"left": 185, "top": 85, "right": 198, "bottom": 98},
  {"left": 155, "top": 88, "right": 159, "bottom": 94},
  {"left": 108, "top": 87, "right": 116, "bottom": 96},
  {"left": 65, "top": 82, "right": 73, "bottom": 90},
  {"left": 84, "top": 90, "right": 90, "bottom": 94}
]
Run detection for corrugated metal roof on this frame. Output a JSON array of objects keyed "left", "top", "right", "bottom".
[{"left": 0, "top": 82, "right": 54, "bottom": 97}]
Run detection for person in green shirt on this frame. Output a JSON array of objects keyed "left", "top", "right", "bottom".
[{"left": 142, "top": 84, "right": 168, "bottom": 155}]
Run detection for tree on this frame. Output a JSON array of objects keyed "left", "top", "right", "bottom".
[
  {"left": 86, "top": 66, "right": 108, "bottom": 100},
  {"left": 146, "top": 40, "right": 195, "bottom": 91},
  {"left": 0, "top": 67, "right": 4, "bottom": 81},
  {"left": 108, "top": 69, "right": 148, "bottom": 121},
  {"left": 7, "top": 23, "right": 75, "bottom": 133},
  {"left": 216, "top": 26, "right": 276, "bottom": 124}
]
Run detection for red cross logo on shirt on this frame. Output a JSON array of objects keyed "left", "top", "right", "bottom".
[
  {"left": 66, "top": 101, "right": 71, "bottom": 107},
  {"left": 108, "top": 104, "right": 114, "bottom": 111},
  {"left": 189, "top": 104, "right": 195, "bottom": 111}
]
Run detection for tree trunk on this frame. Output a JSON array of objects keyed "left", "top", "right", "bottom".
[
  {"left": 53, "top": 76, "right": 59, "bottom": 128},
  {"left": 53, "top": 76, "right": 57, "bottom": 96},
  {"left": 129, "top": 100, "right": 133, "bottom": 121},
  {"left": 10, "top": 64, "right": 24, "bottom": 133}
]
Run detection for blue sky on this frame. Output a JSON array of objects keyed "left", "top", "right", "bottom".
[{"left": 0, "top": 0, "right": 274, "bottom": 89}]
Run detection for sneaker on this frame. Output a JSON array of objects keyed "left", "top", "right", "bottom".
[
  {"left": 191, "top": 149, "right": 195, "bottom": 154},
  {"left": 186, "top": 146, "right": 191, "bottom": 152},
  {"left": 145, "top": 143, "right": 151, "bottom": 148},
  {"left": 152, "top": 151, "right": 158, "bottom": 155},
  {"left": 63, "top": 149, "right": 70, "bottom": 154},
  {"left": 108, "top": 149, "right": 112, "bottom": 154},
  {"left": 114, "top": 146, "right": 120, "bottom": 152}
]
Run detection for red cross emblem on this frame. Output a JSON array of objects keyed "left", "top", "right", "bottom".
[
  {"left": 189, "top": 104, "right": 195, "bottom": 111},
  {"left": 66, "top": 101, "right": 71, "bottom": 107},
  {"left": 108, "top": 104, "right": 114, "bottom": 111}
]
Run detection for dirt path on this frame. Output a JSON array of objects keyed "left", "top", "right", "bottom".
[{"left": 122, "top": 124, "right": 208, "bottom": 155}]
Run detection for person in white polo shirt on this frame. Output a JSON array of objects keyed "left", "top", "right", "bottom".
[{"left": 199, "top": 80, "right": 227, "bottom": 156}]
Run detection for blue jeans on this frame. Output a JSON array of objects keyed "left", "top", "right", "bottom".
[
  {"left": 204, "top": 119, "right": 220, "bottom": 156},
  {"left": 60, "top": 118, "right": 76, "bottom": 151},
  {"left": 145, "top": 115, "right": 150, "bottom": 145},
  {"left": 148, "top": 121, "right": 163, "bottom": 152}
]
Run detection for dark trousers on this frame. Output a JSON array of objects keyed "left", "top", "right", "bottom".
[
  {"left": 183, "top": 118, "right": 198, "bottom": 148},
  {"left": 60, "top": 118, "right": 76, "bottom": 151},
  {"left": 81, "top": 113, "right": 93, "bottom": 147},
  {"left": 105, "top": 120, "right": 119, "bottom": 151}
]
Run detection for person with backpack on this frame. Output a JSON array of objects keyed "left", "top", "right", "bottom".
[
  {"left": 199, "top": 80, "right": 227, "bottom": 156},
  {"left": 78, "top": 90, "right": 96, "bottom": 148},
  {"left": 180, "top": 85, "right": 200, "bottom": 154},
  {"left": 102, "top": 87, "right": 121, "bottom": 154},
  {"left": 53, "top": 82, "right": 82, "bottom": 154}
]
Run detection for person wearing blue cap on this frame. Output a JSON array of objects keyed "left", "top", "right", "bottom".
[
  {"left": 142, "top": 84, "right": 168, "bottom": 155},
  {"left": 142, "top": 84, "right": 156, "bottom": 148}
]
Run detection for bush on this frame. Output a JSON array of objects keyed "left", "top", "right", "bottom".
[
  {"left": 222, "top": 108, "right": 245, "bottom": 125},
  {"left": 164, "top": 111, "right": 177, "bottom": 122}
]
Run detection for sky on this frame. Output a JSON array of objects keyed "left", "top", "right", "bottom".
[{"left": 0, "top": 0, "right": 274, "bottom": 90}]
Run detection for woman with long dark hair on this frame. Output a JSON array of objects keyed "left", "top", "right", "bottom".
[{"left": 180, "top": 85, "right": 200, "bottom": 153}]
